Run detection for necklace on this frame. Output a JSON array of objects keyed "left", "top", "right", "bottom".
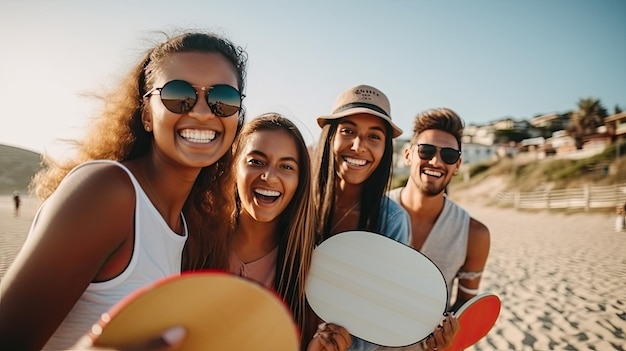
[{"left": 331, "top": 202, "right": 360, "bottom": 232}]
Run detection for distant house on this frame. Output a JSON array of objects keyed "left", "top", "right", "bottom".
[
  {"left": 541, "top": 128, "right": 609, "bottom": 160},
  {"left": 496, "top": 142, "right": 519, "bottom": 158},
  {"left": 461, "top": 142, "right": 498, "bottom": 165},
  {"left": 519, "top": 137, "right": 546, "bottom": 150},
  {"left": 530, "top": 112, "right": 571, "bottom": 131},
  {"left": 463, "top": 124, "right": 495, "bottom": 146},
  {"left": 605, "top": 112, "right": 626, "bottom": 139},
  {"left": 492, "top": 118, "right": 529, "bottom": 131},
  {"left": 546, "top": 130, "right": 577, "bottom": 154}
]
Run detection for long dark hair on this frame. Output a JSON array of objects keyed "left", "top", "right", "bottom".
[{"left": 311, "top": 119, "right": 395, "bottom": 242}]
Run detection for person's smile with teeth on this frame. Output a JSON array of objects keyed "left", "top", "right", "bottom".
[
  {"left": 253, "top": 187, "right": 281, "bottom": 203},
  {"left": 423, "top": 169, "right": 443, "bottom": 178},
  {"left": 179, "top": 129, "right": 217, "bottom": 143},
  {"left": 343, "top": 156, "right": 367, "bottom": 167}
]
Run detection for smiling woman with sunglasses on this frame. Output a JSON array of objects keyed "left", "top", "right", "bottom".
[{"left": 0, "top": 31, "right": 247, "bottom": 351}]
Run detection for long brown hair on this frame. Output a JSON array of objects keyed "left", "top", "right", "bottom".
[
  {"left": 30, "top": 30, "right": 248, "bottom": 271},
  {"left": 231, "top": 113, "right": 315, "bottom": 332}
]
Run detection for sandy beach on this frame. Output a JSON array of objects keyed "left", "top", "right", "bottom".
[
  {"left": 457, "top": 201, "right": 626, "bottom": 351},
  {"left": 1, "top": 195, "right": 625, "bottom": 350},
  {"left": 0, "top": 195, "right": 39, "bottom": 281}
]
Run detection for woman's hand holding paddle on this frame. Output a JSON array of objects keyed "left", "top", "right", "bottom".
[
  {"left": 421, "top": 314, "right": 459, "bottom": 350},
  {"left": 72, "top": 326, "right": 186, "bottom": 351},
  {"left": 307, "top": 322, "right": 352, "bottom": 351}
]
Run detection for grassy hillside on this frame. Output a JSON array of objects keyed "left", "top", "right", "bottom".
[
  {"left": 391, "top": 141, "right": 626, "bottom": 204},
  {"left": 0, "top": 144, "right": 42, "bottom": 195},
  {"left": 453, "top": 142, "right": 626, "bottom": 192}
]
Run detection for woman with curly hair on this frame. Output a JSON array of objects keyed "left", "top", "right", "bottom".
[{"left": 0, "top": 30, "right": 247, "bottom": 351}]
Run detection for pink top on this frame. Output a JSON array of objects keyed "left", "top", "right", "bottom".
[{"left": 228, "top": 247, "right": 278, "bottom": 289}]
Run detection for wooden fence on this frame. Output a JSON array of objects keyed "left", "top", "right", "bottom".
[{"left": 496, "top": 183, "right": 626, "bottom": 210}]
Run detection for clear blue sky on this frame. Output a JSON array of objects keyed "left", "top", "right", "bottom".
[{"left": 1, "top": 0, "right": 624, "bottom": 158}]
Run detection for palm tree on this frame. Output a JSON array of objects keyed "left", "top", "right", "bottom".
[{"left": 568, "top": 97, "right": 608, "bottom": 148}]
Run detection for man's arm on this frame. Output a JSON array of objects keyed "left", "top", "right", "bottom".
[{"left": 451, "top": 217, "right": 490, "bottom": 311}]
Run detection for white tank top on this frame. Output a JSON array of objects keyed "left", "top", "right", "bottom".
[
  {"left": 43, "top": 160, "right": 187, "bottom": 350},
  {"left": 387, "top": 188, "right": 469, "bottom": 303}
]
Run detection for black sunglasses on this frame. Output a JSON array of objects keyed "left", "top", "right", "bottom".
[
  {"left": 143, "top": 80, "right": 243, "bottom": 117},
  {"left": 415, "top": 143, "right": 461, "bottom": 165}
]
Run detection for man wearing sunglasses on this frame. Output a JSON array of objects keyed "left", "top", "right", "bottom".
[{"left": 387, "top": 108, "right": 491, "bottom": 314}]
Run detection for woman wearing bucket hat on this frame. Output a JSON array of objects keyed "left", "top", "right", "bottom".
[{"left": 311, "top": 84, "right": 458, "bottom": 351}]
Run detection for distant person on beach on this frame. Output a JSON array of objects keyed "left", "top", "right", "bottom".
[
  {"left": 388, "top": 108, "right": 491, "bottom": 313},
  {"left": 228, "top": 113, "right": 351, "bottom": 350},
  {"left": 616, "top": 203, "right": 626, "bottom": 232},
  {"left": 0, "top": 31, "right": 247, "bottom": 351},
  {"left": 12, "top": 190, "right": 20, "bottom": 216},
  {"left": 311, "top": 85, "right": 458, "bottom": 351}
]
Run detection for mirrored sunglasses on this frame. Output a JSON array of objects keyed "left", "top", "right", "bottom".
[
  {"left": 416, "top": 143, "right": 461, "bottom": 165},
  {"left": 144, "top": 80, "right": 243, "bottom": 117}
]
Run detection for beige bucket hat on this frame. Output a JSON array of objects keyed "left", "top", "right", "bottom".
[{"left": 317, "top": 84, "right": 403, "bottom": 138}]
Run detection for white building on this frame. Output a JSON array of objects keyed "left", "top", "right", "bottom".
[
  {"left": 463, "top": 124, "right": 495, "bottom": 146},
  {"left": 461, "top": 142, "right": 498, "bottom": 165}
]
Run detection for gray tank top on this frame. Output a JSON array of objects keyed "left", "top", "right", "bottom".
[{"left": 387, "top": 188, "right": 470, "bottom": 303}]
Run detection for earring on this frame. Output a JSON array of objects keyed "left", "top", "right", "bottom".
[{"left": 144, "top": 124, "right": 151, "bottom": 132}]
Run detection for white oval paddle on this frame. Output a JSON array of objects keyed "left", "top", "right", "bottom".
[{"left": 305, "top": 230, "right": 448, "bottom": 347}]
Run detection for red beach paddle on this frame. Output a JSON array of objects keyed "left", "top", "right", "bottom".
[{"left": 448, "top": 292, "right": 501, "bottom": 351}]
